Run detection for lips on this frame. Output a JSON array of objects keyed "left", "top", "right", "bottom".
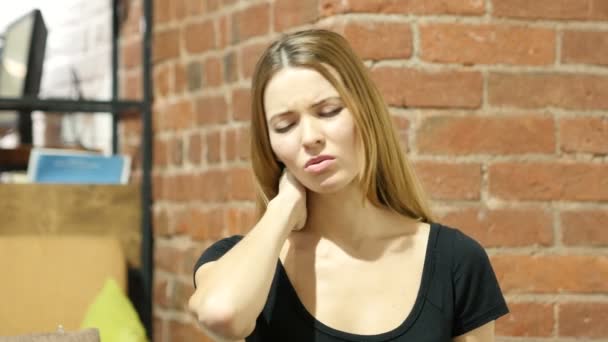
[{"left": 305, "top": 155, "right": 335, "bottom": 168}]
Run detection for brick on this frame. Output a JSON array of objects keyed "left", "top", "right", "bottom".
[
  {"left": 187, "top": 61, "right": 203, "bottom": 91},
  {"left": 493, "top": 255, "right": 608, "bottom": 293},
  {"left": 173, "top": 207, "right": 191, "bottom": 235},
  {"left": 223, "top": 51, "right": 238, "bottom": 83},
  {"left": 189, "top": 207, "right": 226, "bottom": 241},
  {"left": 206, "top": 0, "right": 221, "bottom": 12},
  {"left": 184, "top": 20, "right": 216, "bottom": 54},
  {"left": 225, "top": 128, "right": 238, "bottom": 161},
  {"left": 153, "top": 208, "right": 170, "bottom": 236},
  {"left": 122, "top": 144, "right": 141, "bottom": 170},
  {"left": 232, "top": 3, "right": 270, "bottom": 43},
  {"left": 413, "top": 161, "right": 481, "bottom": 200},
  {"left": 320, "top": 0, "right": 485, "bottom": 16},
  {"left": 154, "top": 63, "right": 170, "bottom": 98},
  {"left": 183, "top": 174, "right": 199, "bottom": 202},
  {"left": 420, "top": 24, "right": 554, "bottom": 65},
  {"left": 561, "top": 210, "right": 608, "bottom": 246},
  {"left": 342, "top": 20, "right": 412, "bottom": 60},
  {"left": 171, "top": 137, "right": 183, "bottom": 166},
  {"left": 228, "top": 167, "right": 256, "bottom": 201},
  {"left": 439, "top": 207, "right": 553, "bottom": 247},
  {"left": 489, "top": 73, "right": 608, "bottom": 110},
  {"left": 152, "top": 174, "right": 166, "bottom": 201},
  {"left": 204, "top": 56, "right": 224, "bottom": 87},
  {"left": 173, "top": 62, "right": 187, "bottom": 95},
  {"left": 274, "top": 0, "right": 319, "bottom": 31},
  {"left": 195, "top": 95, "right": 228, "bottom": 125},
  {"left": 154, "top": 138, "right": 168, "bottom": 168},
  {"left": 391, "top": 115, "right": 410, "bottom": 151},
  {"left": 121, "top": 72, "right": 142, "bottom": 99},
  {"left": 217, "top": 15, "right": 230, "bottom": 48},
  {"left": 232, "top": 87, "right": 252, "bottom": 121},
  {"left": 163, "top": 175, "right": 180, "bottom": 201},
  {"left": 206, "top": 130, "right": 222, "bottom": 163},
  {"left": 172, "top": 280, "right": 194, "bottom": 311},
  {"left": 226, "top": 206, "right": 257, "bottom": 235},
  {"left": 153, "top": 317, "right": 166, "bottom": 342},
  {"left": 121, "top": 39, "right": 142, "bottom": 69},
  {"left": 119, "top": 75, "right": 129, "bottom": 99},
  {"left": 186, "top": 0, "right": 206, "bottom": 16},
  {"left": 122, "top": 1, "right": 142, "bottom": 36},
  {"left": 371, "top": 67, "right": 482, "bottom": 108},
  {"left": 155, "top": 245, "right": 190, "bottom": 274},
  {"left": 496, "top": 302, "right": 554, "bottom": 337},
  {"left": 240, "top": 41, "right": 269, "bottom": 80},
  {"left": 168, "top": 320, "right": 210, "bottom": 342},
  {"left": 559, "top": 303, "right": 608, "bottom": 338},
  {"left": 153, "top": 277, "right": 170, "bottom": 309},
  {"left": 164, "top": 174, "right": 195, "bottom": 202},
  {"left": 196, "top": 169, "right": 230, "bottom": 202},
  {"left": 170, "top": 0, "right": 187, "bottom": 21},
  {"left": 560, "top": 116, "right": 608, "bottom": 154},
  {"left": 238, "top": 126, "right": 251, "bottom": 161},
  {"left": 165, "top": 99, "right": 195, "bottom": 130},
  {"left": 493, "top": 0, "right": 608, "bottom": 21},
  {"left": 122, "top": 117, "right": 142, "bottom": 136},
  {"left": 188, "top": 133, "right": 203, "bottom": 165},
  {"left": 154, "top": 28, "right": 180, "bottom": 62},
  {"left": 154, "top": 0, "right": 171, "bottom": 25},
  {"left": 489, "top": 162, "right": 608, "bottom": 201},
  {"left": 153, "top": 105, "right": 164, "bottom": 134},
  {"left": 563, "top": 31, "right": 608, "bottom": 66},
  {"left": 416, "top": 114, "right": 555, "bottom": 154}
]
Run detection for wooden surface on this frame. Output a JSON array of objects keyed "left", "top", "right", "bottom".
[{"left": 0, "top": 183, "right": 141, "bottom": 267}]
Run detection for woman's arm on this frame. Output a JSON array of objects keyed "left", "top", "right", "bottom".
[
  {"left": 453, "top": 321, "right": 495, "bottom": 342},
  {"left": 188, "top": 195, "right": 300, "bottom": 341}
]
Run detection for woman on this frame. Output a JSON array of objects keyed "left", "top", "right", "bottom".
[{"left": 188, "top": 29, "right": 509, "bottom": 342}]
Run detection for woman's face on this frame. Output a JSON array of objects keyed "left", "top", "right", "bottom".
[{"left": 264, "top": 66, "right": 362, "bottom": 193}]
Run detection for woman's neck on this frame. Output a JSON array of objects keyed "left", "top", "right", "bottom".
[{"left": 303, "top": 181, "right": 420, "bottom": 248}]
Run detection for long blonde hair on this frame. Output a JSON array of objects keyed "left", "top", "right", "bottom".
[{"left": 249, "top": 29, "right": 434, "bottom": 223}]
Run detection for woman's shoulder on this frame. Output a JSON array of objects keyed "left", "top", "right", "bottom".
[
  {"left": 194, "top": 235, "right": 244, "bottom": 268},
  {"left": 432, "top": 222, "right": 493, "bottom": 275},
  {"left": 432, "top": 222, "right": 510, "bottom": 335}
]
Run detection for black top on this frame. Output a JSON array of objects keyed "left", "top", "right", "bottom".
[{"left": 193, "top": 222, "right": 510, "bottom": 341}]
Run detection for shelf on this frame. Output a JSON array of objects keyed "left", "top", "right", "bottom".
[
  {"left": 0, "top": 97, "right": 143, "bottom": 114},
  {"left": 0, "top": 0, "right": 153, "bottom": 334},
  {"left": 0, "top": 145, "right": 31, "bottom": 170},
  {"left": 0, "top": 144, "right": 101, "bottom": 171}
]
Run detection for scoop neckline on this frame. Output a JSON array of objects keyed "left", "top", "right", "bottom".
[{"left": 276, "top": 222, "right": 439, "bottom": 342}]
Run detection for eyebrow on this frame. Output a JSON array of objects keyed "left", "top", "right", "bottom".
[{"left": 268, "top": 96, "right": 342, "bottom": 124}]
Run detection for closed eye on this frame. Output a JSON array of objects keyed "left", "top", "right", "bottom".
[
  {"left": 273, "top": 107, "right": 343, "bottom": 133},
  {"left": 320, "top": 107, "right": 343, "bottom": 117},
  {"left": 275, "top": 123, "right": 294, "bottom": 133}
]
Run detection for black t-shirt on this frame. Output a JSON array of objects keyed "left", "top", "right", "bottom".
[{"left": 193, "top": 222, "right": 510, "bottom": 341}]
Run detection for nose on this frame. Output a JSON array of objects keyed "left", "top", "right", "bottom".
[{"left": 301, "top": 116, "right": 324, "bottom": 149}]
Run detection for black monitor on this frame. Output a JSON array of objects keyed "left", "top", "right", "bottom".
[{"left": 0, "top": 9, "right": 47, "bottom": 144}]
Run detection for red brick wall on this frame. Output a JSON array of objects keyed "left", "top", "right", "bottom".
[{"left": 121, "top": 0, "right": 608, "bottom": 341}]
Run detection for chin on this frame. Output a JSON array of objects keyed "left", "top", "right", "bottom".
[{"left": 303, "top": 172, "right": 357, "bottom": 194}]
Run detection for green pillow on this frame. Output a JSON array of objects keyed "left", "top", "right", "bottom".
[{"left": 81, "top": 278, "right": 148, "bottom": 342}]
